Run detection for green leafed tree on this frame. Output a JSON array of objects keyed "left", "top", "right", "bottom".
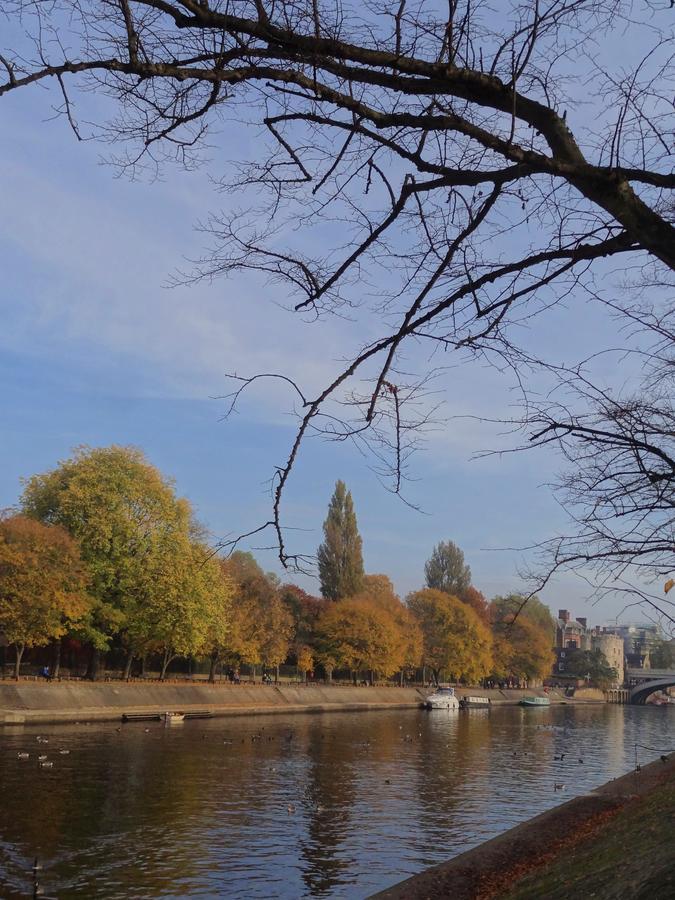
[
  {"left": 424, "top": 540, "right": 471, "bottom": 597},
  {"left": 317, "top": 480, "right": 364, "bottom": 601},
  {"left": 20, "top": 445, "right": 197, "bottom": 677},
  {"left": 0, "top": 514, "right": 92, "bottom": 678},
  {"left": 125, "top": 534, "right": 231, "bottom": 680},
  {"left": 565, "top": 649, "right": 618, "bottom": 688},
  {"left": 650, "top": 640, "right": 675, "bottom": 670}
]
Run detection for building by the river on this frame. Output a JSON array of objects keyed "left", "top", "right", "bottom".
[
  {"left": 595, "top": 623, "right": 662, "bottom": 669},
  {"left": 553, "top": 610, "right": 624, "bottom": 685},
  {"left": 588, "top": 628, "right": 625, "bottom": 685}
]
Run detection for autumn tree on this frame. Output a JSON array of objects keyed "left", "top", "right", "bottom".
[
  {"left": 21, "top": 445, "right": 199, "bottom": 678},
  {"left": 490, "top": 594, "right": 556, "bottom": 639},
  {"left": 317, "top": 481, "right": 364, "bottom": 600},
  {"left": 259, "top": 594, "right": 295, "bottom": 680},
  {"left": 460, "top": 586, "right": 490, "bottom": 623},
  {"left": 314, "top": 595, "right": 406, "bottom": 682},
  {"left": 279, "top": 584, "right": 325, "bottom": 647},
  {"left": 3, "top": 2, "right": 672, "bottom": 572},
  {"left": 361, "top": 574, "right": 422, "bottom": 683},
  {"left": 424, "top": 541, "right": 472, "bottom": 597},
  {"left": 407, "top": 588, "right": 492, "bottom": 685},
  {"left": 296, "top": 645, "right": 315, "bottom": 682},
  {"left": 221, "top": 551, "right": 293, "bottom": 681},
  {"left": 489, "top": 594, "right": 555, "bottom": 683},
  {"left": 491, "top": 617, "right": 555, "bottom": 684},
  {"left": 0, "top": 514, "right": 91, "bottom": 678},
  {"left": 126, "top": 535, "right": 231, "bottom": 680}
]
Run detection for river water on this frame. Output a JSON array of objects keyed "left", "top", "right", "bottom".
[{"left": 0, "top": 704, "right": 672, "bottom": 898}]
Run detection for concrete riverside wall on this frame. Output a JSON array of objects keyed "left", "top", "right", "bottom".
[
  {"left": 0, "top": 682, "right": 428, "bottom": 724},
  {"left": 573, "top": 687, "right": 606, "bottom": 702},
  {"left": 0, "top": 682, "right": 571, "bottom": 725}
]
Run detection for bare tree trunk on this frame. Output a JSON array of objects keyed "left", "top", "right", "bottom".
[
  {"left": 123, "top": 652, "right": 134, "bottom": 681},
  {"left": 86, "top": 647, "right": 101, "bottom": 681},
  {"left": 400, "top": 669, "right": 404, "bottom": 687},
  {"left": 140, "top": 655, "right": 146, "bottom": 677},
  {"left": 51, "top": 640, "right": 62, "bottom": 679},
  {"left": 14, "top": 643, "right": 25, "bottom": 680},
  {"left": 326, "top": 666, "right": 333, "bottom": 685},
  {"left": 208, "top": 652, "right": 219, "bottom": 684},
  {"left": 275, "top": 664, "right": 280, "bottom": 684},
  {"left": 159, "top": 650, "right": 174, "bottom": 681}
]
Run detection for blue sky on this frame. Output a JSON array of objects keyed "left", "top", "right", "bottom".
[{"left": 0, "top": 58, "right": 647, "bottom": 626}]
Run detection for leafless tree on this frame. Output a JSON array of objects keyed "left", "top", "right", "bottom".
[
  {"left": 1, "top": 1, "right": 673, "bottom": 570},
  {"left": 497, "top": 294, "right": 674, "bottom": 627}
]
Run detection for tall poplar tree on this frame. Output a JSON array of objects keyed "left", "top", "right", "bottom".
[{"left": 317, "top": 481, "right": 364, "bottom": 601}]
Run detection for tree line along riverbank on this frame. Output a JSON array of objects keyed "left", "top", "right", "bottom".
[{"left": 1, "top": 446, "right": 568, "bottom": 691}]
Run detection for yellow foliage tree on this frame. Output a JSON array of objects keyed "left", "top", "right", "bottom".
[
  {"left": 407, "top": 588, "right": 492, "bottom": 684},
  {"left": 221, "top": 551, "right": 293, "bottom": 681},
  {"left": 314, "top": 594, "right": 406, "bottom": 681},
  {"left": 126, "top": 534, "right": 232, "bottom": 680},
  {"left": 296, "top": 645, "right": 314, "bottom": 681},
  {"left": 360, "top": 574, "right": 422, "bottom": 681}
]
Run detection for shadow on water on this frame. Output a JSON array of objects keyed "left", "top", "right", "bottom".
[{"left": 0, "top": 705, "right": 672, "bottom": 898}]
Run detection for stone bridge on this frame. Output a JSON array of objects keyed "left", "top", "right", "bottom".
[{"left": 626, "top": 668, "right": 675, "bottom": 705}]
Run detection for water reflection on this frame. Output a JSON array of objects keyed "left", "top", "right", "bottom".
[{"left": 0, "top": 706, "right": 672, "bottom": 898}]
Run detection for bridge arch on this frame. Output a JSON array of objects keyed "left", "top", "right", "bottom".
[{"left": 630, "top": 677, "right": 675, "bottom": 705}]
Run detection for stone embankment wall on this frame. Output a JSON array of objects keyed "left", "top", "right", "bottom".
[{"left": 0, "top": 682, "right": 570, "bottom": 725}]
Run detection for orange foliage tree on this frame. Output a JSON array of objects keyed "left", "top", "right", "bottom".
[
  {"left": 314, "top": 590, "right": 410, "bottom": 683},
  {"left": 0, "top": 514, "right": 91, "bottom": 678}
]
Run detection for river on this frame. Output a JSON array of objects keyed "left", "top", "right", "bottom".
[{"left": 0, "top": 704, "right": 672, "bottom": 898}]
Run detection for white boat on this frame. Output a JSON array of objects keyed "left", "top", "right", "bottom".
[
  {"left": 424, "top": 685, "right": 460, "bottom": 710},
  {"left": 164, "top": 712, "right": 185, "bottom": 724}
]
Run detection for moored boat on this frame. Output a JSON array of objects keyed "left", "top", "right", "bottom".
[
  {"left": 424, "top": 685, "right": 460, "bottom": 710},
  {"left": 164, "top": 712, "right": 186, "bottom": 724},
  {"left": 519, "top": 696, "right": 550, "bottom": 707},
  {"left": 459, "top": 696, "right": 491, "bottom": 709}
]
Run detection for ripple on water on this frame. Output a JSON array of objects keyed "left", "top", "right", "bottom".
[{"left": 0, "top": 705, "right": 673, "bottom": 898}]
